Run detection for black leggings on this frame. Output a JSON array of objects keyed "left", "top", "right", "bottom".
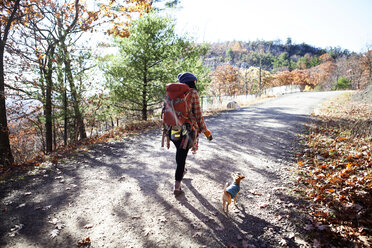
[{"left": 171, "top": 139, "right": 190, "bottom": 181}]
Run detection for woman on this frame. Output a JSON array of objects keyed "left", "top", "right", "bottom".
[{"left": 170, "top": 72, "right": 213, "bottom": 195}]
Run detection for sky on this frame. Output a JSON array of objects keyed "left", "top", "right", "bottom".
[{"left": 169, "top": 0, "right": 372, "bottom": 53}]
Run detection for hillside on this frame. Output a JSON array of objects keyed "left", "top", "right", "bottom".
[{"left": 202, "top": 40, "right": 350, "bottom": 71}]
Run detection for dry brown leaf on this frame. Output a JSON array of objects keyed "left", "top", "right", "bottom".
[
  {"left": 77, "top": 237, "right": 91, "bottom": 246},
  {"left": 84, "top": 224, "right": 93, "bottom": 229},
  {"left": 158, "top": 216, "right": 167, "bottom": 223}
]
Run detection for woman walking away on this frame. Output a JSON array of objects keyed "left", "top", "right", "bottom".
[{"left": 162, "top": 72, "right": 213, "bottom": 195}]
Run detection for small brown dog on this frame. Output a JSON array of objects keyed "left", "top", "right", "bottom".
[{"left": 222, "top": 173, "right": 245, "bottom": 213}]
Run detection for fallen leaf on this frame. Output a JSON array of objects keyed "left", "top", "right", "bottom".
[
  {"left": 279, "top": 239, "right": 287, "bottom": 246},
  {"left": 294, "top": 236, "right": 309, "bottom": 246},
  {"left": 209, "top": 211, "right": 218, "bottom": 216},
  {"left": 50, "top": 229, "right": 59, "bottom": 238},
  {"left": 9, "top": 224, "right": 24, "bottom": 237},
  {"left": 287, "top": 232, "right": 295, "bottom": 239},
  {"left": 249, "top": 190, "right": 262, "bottom": 196},
  {"left": 358, "top": 235, "right": 370, "bottom": 247},
  {"left": 42, "top": 205, "right": 52, "bottom": 211},
  {"left": 143, "top": 227, "right": 152, "bottom": 236},
  {"left": 259, "top": 203, "right": 268, "bottom": 208},
  {"left": 56, "top": 223, "right": 64, "bottom": 230},
  {"left": 84, "top": 224, "right": 93, "bottom": 229},
  {"left": 17, "top": 203, "right": 26, "bottom": 208},
  {"left": 78, "top": 237, "right": 91, "bottom": 246},
  {"left": 50, "top": 218, "right": 59, "bottom": 225},
  {"left": 158, "top": 216, "right": 167, "bottom": 223}
]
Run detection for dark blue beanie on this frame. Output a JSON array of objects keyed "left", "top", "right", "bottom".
[{"left": 177, "top": 72, "right": 197, "bottom": 83}]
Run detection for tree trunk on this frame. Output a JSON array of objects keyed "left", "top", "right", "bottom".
[
  {"left": 44, "top": 47, "right": 55, "bottom": 153},
  {"left": 63, "top": 47, "right": 87, "bottom": 140},
  {"left": 259, "top": 57, "right": 262, "bottom": 96},
  {"left": 63, "top": 88, "right": 68, "bottom": 146},
  {"left": 0, "top": 0, "right": 20, "bottom": 167},
  {"left": 53, "top": 111, "right": 57, "bottom": 150},
  {"left": 0, "top": 47, "right": 14, "bottom": 167},
  {"left": 142, "top": 71, "right": 148, "bottom": 121}
]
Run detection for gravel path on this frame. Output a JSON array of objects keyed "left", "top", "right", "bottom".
[{"left": 0, "top": 91, "right": 347, "bottom": 248}]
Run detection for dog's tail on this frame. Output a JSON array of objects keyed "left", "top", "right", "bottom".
[{"left": 223, "top": 182, "right": 228, "bottom": 193}]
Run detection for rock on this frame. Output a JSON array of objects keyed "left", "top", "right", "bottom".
[{"left": 227, "top": 101, "right": 240, "bottom": 109}]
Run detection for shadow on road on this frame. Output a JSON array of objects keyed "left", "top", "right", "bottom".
[{"left": 1, "top": 93, "right": 345, "bottom": 247}]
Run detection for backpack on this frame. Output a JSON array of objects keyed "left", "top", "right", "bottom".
[
  {"left": 161, "top": 83, "right": 195, "bottom": 149},
  {"left": 162, "top": 83, "right": 192, "bottom": 127}
]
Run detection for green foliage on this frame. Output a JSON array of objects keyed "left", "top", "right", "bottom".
[
  {"left": 244, "top": 51, "right": 274, "bottom": 70},
  {"left": 333, "top": 77, "right": 352, "bottom": 90},
  {"left": 103, "top": 13, "right": 209, "bottom": 120},
  {"left": 313, "top": 84, "right": 324, "bottom": 92},
  {"left": 296, "top": 55, "right": 321, "bottom": 69},
  {"left": 272, "top": 52, "right": 290, "bottom": 71},
  {"left": 225, "top": 47, "right": 234, "bottom": 62}
]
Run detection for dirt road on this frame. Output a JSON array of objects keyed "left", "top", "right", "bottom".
[{"left": 0, "top": 91, "right": 347, "bottom": 248}]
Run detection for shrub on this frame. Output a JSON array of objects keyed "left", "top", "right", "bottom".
[{"left": 333, "top": 77, "right": 352, "bottom": 90}]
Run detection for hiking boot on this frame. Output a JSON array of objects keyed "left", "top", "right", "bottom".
[{"left": 174, "top": 180, "right": 183, "bottom": 196}]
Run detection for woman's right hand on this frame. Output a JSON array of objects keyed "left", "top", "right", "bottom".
[{"left": 204, "top": 130, "right": 213, "bottom": 141}]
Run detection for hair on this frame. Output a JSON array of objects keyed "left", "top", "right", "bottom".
[{"left": 184, "top": 81, "right": 197, "bottom": 90}]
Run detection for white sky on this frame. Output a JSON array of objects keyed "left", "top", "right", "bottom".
[{"left": 171, "top": 0, "right": 372, "bottom": 53}]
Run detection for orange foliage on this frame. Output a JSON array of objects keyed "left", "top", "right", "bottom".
[
  {"left": 319, "top": 53, "right": 333, "bottom": 62},
  {"left": 92, "top": 0, "right": 153, "bottom": 37},
  {"left": 360, "top": 50, "right": 372, "bottom": 87},
  {"left": 272, "top": 69, "right": 315, "bottom": 88},
  {"left": 308, "top": 61, "right": 337, "bottom": 88},
  {"left": 1, "top": 0, "right": 153, "bottom": 39},
  {"left": 211, "top": 64, "right": 240, "bottom": 96},
  {"left": 228, "top": 41, "right": 247, "bottom": 54},
  {"left": 272, "top": 60, "right": 338, "bottom": 89}
]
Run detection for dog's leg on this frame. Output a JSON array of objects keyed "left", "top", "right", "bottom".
[{"left": 233, "top": 192, "right": 239, "bottom": 206}]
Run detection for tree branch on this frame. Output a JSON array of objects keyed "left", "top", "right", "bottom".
[{"left": 1, "top": 0, "right": 21, "bottom": 44}]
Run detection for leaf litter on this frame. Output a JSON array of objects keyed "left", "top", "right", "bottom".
[{"left": 296, "top": 93, "right": 372, "bottom": 247}]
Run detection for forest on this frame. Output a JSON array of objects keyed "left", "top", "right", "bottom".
[{"left": 0, "top": 0, "right": 371, "bottom": 167}]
